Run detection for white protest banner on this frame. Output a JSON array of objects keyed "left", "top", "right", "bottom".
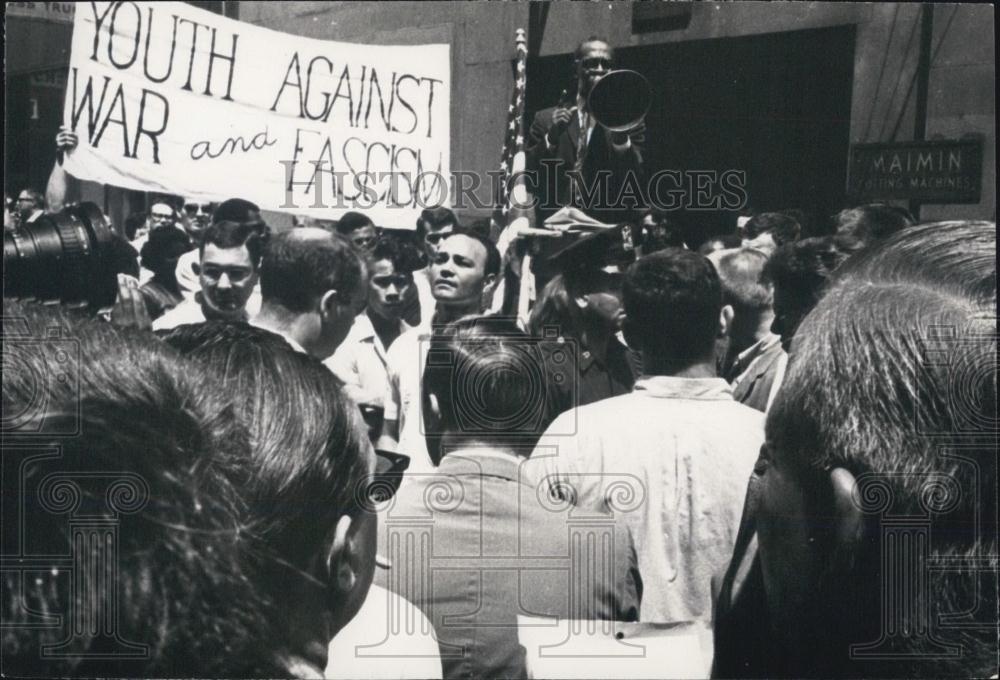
[{"left": 62, "top": 1, "right": 450, "bottom": 228}]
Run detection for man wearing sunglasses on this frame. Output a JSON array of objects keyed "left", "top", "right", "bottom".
[
  {"left": 526, "top": 36, "right": 645, "bottom": 224},
  {"left": 181, "top": 199, "right": 217, "bottom": 240}
]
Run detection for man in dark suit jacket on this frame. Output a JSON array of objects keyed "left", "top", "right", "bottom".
[
  {"left": 378, "top": 317, "right": 641, "bottom": 679},
  {"left": 526, "top": 37, "right": 645, "bottom": 224}
]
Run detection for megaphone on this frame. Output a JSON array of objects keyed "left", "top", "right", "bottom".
[{"left": 587, "top": 70, "right": 651, "bottom": 133}]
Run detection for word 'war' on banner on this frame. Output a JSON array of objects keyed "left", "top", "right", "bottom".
[{"left": 62, "top": 1, "right": 451, "bottom": 227}]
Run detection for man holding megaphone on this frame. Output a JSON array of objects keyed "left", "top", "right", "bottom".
[{"left": 526, "top": 37, "right": 648, "bottom": 224}]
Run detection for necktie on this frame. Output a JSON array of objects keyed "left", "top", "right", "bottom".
[{"left": 572, "top": 109, "right": 589, "bottom": 204}]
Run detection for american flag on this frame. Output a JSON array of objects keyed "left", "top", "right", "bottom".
[
  {"left": 493, "top": 28, "right": 530, "bottom": 238},
  {"left": 489, "top": 29, "right": 532, "bottom": 317}
]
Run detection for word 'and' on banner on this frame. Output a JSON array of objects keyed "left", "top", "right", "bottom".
[{"left": 62, "top": 1, "right": 451, "bottom": 228}]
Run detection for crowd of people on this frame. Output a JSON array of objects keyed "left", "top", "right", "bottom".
[{"left": 4, "top": 39, "right": 997, "bottom": 680}]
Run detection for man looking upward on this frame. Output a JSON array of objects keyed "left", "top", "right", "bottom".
[{"left": 378, "top": 229, "right": 500, "bottom": 473}]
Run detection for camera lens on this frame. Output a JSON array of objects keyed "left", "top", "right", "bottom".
[{"left": 3, "top": 202, "right": 119, "bottom": 311}]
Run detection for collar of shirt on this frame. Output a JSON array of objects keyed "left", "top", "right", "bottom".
[
  {"left": 633, "top": 375, "right": 734, "bottom": 401},
  {"left": 248, "top": 319, "right": 308, "bottom": 355},
  {"left": 352, "top": 312, "right": 410, "bottom": 345},
  {"left": 735, "top": 332, "right": 781, "bottom": 370},
  {"left": 436, "top": 447, "right": 526, "bottom": 485}
]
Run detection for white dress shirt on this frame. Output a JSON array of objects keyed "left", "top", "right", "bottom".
[
  {"left": 530, "top": 375, "right": 765, "bottom": 624},
  {"left": 382, "top": 323, "right": 434, "bottom": 473},
  {"left": 325, "top": 312, "right": 410, "bottom": 408}
]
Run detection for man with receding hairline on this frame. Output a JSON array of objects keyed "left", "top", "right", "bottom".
[{"left": 252, "top": 227, "right": 366, "bottom": 358}]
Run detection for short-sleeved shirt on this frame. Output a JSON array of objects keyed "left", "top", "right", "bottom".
[
  {"left": 325, "top": 312, "right": 410, "bottom": 408},
  {"left": 530, "top": 375, "right": 765, "bottom": 623},
  {"left": 383, "top": 324, "right": 434, "bottom": 473}
]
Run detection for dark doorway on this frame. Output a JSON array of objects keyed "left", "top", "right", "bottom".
[{"left": 525, "top": 25, "right": 856, "bottom": 242}]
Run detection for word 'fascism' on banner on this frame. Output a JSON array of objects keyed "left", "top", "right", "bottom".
[{"left": 62, "top": 1, "right": 451, "bottom": 227}]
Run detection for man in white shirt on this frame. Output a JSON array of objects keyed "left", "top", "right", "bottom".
[
  {"left": 251, "top": 228, "right": 366, "bottom": 359},
  {"left": 531, "top": 248, "right": 765, "bottom": 624},
  {"left": 326, "top": 236, "right": 421, "bottom": 436},
  {"left": 377, "top": 230, "right": 500, "bottom": 473}
]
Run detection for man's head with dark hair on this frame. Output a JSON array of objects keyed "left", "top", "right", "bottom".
[
  {"left": 140, "top": 225, "right": 192, "bottom": 279},
  {"left": 213, "top": 197, "right": 261, "bottom": 224},
  {"left": 367, "top": 235, "right": 422, "bottom": 323},
  {"left": 574, "top": 36, "right": 613, "bottom": 98},
  {"left": 756, "top": 221, "right": 997, "bottom": 677},
  {"left": 711, "top": 247, "right": 773, "bottom": 358},
  {"left": 762, "top": 235, "right": 860, "bottom": 352},
  {"left": 257, "top": 228, "right": 366, "bottom": 358},
  {"left": 430, "top": 229, "right": 501, "bottom": 317},
  {"left": 1, "top": 306, "right": 285, "bottom": 677},
  {"left": 742, "top": 211, "right": 802, "bottom": 253},
  {"left": 160, "top": 322, "right": 376, "bottom": 667},
  {"left": 623, "top": 248, "right": 725, "bottom": 371},
  {"left": 423, "top": 315, "right": 556, "bottom": 463},
  {"left": 124, "top": 210, "right": 147, "bottom": 240},
  {"left": 641, "top": 208, "right": 687, "bottom": 253},
  {"left": 336, "top": 211, "right": 379, "bottom": 253},
  {"left": 415, "top": 206, "right": 457, "bottom": 261},
  {"left": 193, "top": 220, "right": 263, "bottom": 322},
  {"left": 833, "top": 203, "right": 913, "bottom": 247}
]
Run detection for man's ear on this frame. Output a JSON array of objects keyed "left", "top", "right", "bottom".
[
  {"left": 319, "top": 289, "right": 341, "bottom": 319},
  {"left": 483, "top": 272, "right": 498, "bottom": 295},
  {"left": 326, "top": 515, "right": 359, "bottom": 596},
  {"left": 828, "top": 467, "right": 864, "bottom": 550},
  {"left": 719, "top": 304, "right": 734, "bottom": 338}
]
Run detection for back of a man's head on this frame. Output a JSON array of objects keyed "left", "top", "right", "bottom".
[
  {"left": 623, "top": 248, "right": 722, "bottom": 369},
  {"left": 763, "top": 235, "right": 862, "bottom": 350},
  {"left": 160, "top": 322, "right": 371, "bottom": 571},
  {"left": 713, "top": 247, "right": 772, "bottom": 332},
  {"left": 1, "top": 306, "right": 282, "bottom": 677},
  {"left": 259, "top": 228, "right": 365, "bottom": 313},
  {"left": 761, "top": 220, "right": 997, "bottom": 677},
  {"left": 423, "top": 316, "right": 555, "bottom": 459},
  {"left": 833, "top": 203, "right": 913, "bottom": 246},
  {"left": 743, "top": 211, "right": 801, "bottom": 247}
]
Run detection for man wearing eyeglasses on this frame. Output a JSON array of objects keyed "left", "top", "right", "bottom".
[
  {"left": 526, "top": 36, "right": 645, "bottom": 224},
  {"left": 153, "top": 220, "right": 263, "bottom": 330},
  {"left": 14, "top": 189, "right": 46, "bottom": 227}
]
